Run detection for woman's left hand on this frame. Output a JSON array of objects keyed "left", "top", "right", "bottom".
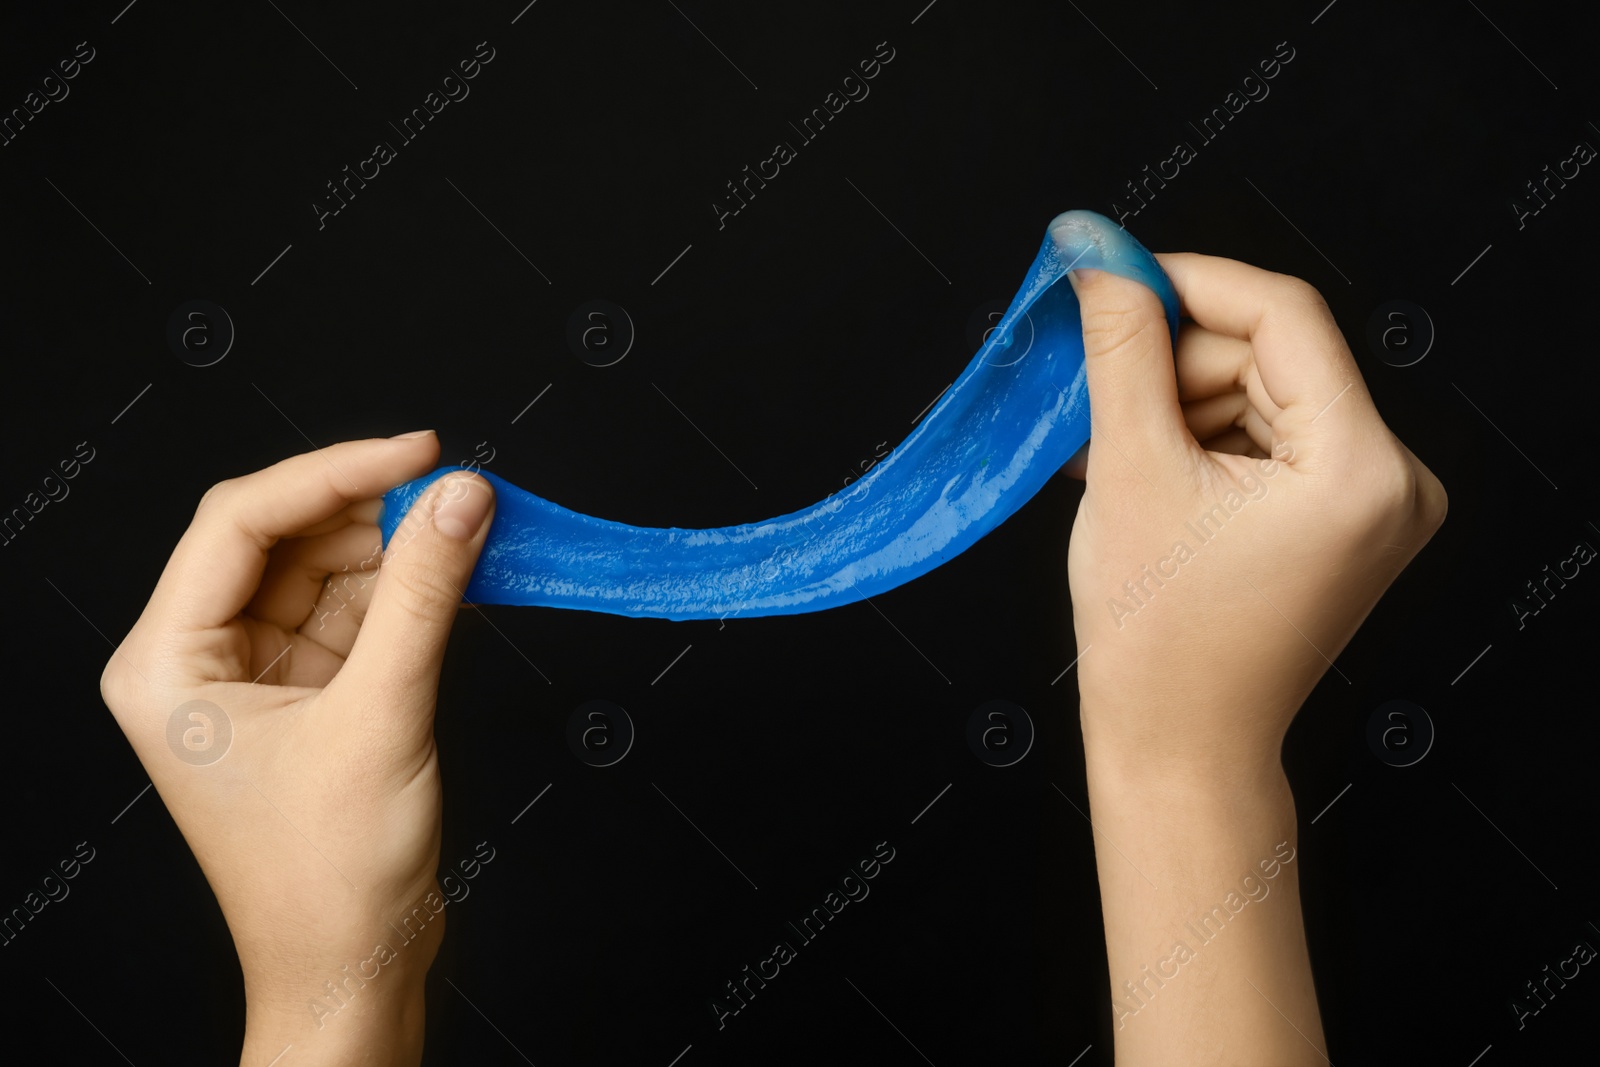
[{"left": 99, "top": 432, "right": 495, "bottom": 1065}]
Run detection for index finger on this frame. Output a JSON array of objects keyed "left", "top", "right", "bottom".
[
  {"left": 145, "top": 433, "right": 443, "bottom": 633},
  {"left": 1155, "top": 252, "right": 1365, "bottom": 420}
]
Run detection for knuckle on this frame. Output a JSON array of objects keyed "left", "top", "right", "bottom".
[
  {"left": 1416, "top": 465, "right": 1448, "bottom": 531},
  {"left": 1268, "top": 275, "right": 1331, "bottom": 324},
  {"left": 1081, "top": 305, "right": 1163, "bottom": 357},
  {"left": 195, "top": 477, "right": 237, "bottom": 515},
  {"left": 380, "top": 564, "right": 459, "bottom": 621},
  {"left": 1357, "top": 452, "right": 1418, "bottom": 521},
  {"left": 99, "top": 653, "right": 140, "bottom": 716},
  {"left": 1384, "top": 458, "right": 1418, "bottom": 510}
]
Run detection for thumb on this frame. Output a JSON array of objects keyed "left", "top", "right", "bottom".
[
  {"left": 335, "top": 470, "right": 495, "bottom": 718},
  {"left": 1066, "top": 267, "right": 1189, "bottom": 480},
  {"left": 1052, "top": 213, "right": 1189, "bottom": 482}
]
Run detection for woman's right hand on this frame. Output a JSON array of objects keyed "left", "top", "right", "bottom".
[{"left": 1062, "top": 254, "right": 1447, "bottom": 780}]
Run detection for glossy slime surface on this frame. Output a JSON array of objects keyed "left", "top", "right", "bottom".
[{"left": 379, "top": 209, "right": 1180, "bottom": 620}]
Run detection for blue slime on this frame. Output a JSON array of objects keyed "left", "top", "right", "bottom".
[{"left": 379, "top": 209, "right": 1180, "bottom": 620}]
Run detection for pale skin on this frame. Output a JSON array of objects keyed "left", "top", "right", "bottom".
[
  {"left": 1062, "top": 253, "right": 1446, "bottom": 1063},
  {"left": 99, "top": 255, "right": 1443, "bottom": 1065},
  {"left": 99, "top": 433, "right": 498, "bottom": 1066}
]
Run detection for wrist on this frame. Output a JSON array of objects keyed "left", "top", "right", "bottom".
[
  {"left": 1082, "top": 736, "right": 1293, "bottom": 829},
  {"left": 1081, "top": 719, "right": 1288, "bottom": 800},
  {"left": 235, "top": 884, "right": 445, "bottom": 1065},
  {"left": 1077, "top": 670, "right": 1299, "bottom": 788},
  {"left": 241, "top": 972, "right": 428, "bottom": 1067}
]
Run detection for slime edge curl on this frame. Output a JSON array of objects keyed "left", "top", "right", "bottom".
[{"left": 379, "top": 209, "right": 1180, "bottom": 620}]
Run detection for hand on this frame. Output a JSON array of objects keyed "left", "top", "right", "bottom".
[
  {"left": 1061, "top": 255, "right": 1445, "bottom": 1064},
  {"left": 1063, "top": 255, "right": 1447, "bottom": 779},
  {"left": 98, "top": 432, "right": 495, "bottom": 1066}
]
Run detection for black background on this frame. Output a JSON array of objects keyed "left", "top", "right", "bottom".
[{"left": 2, "top": 1, "right": 1597, "bottom": 1063}]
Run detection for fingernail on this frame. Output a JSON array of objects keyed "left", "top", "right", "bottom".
[
  {"left": 432, "top": 475, "right": 491, "bottom": 540},
  {"left": 391, "top": 429, "right": 434, "bottom": 440}
]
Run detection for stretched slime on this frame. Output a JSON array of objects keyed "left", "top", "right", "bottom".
[{"left": 379, "top": 209, "right": 1180, "bottom": 620}]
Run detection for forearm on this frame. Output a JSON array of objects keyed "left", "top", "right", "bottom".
[{"left": 1081, "top": 726, "right": 1325, "bottom": 1065}]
